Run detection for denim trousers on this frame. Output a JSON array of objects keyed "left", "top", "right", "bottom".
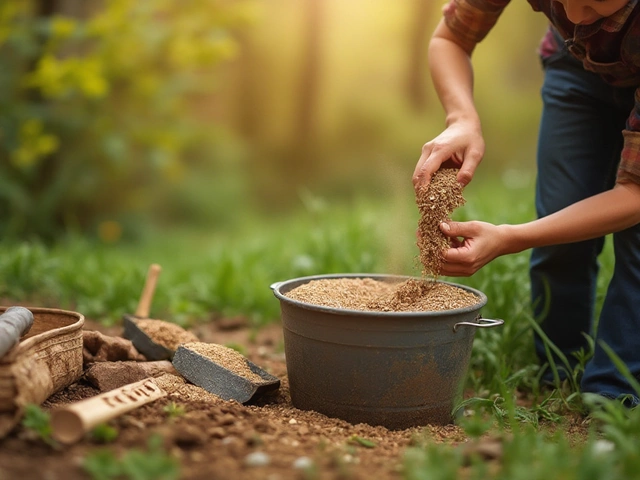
[{"left": 531, "top": 48, "right": 640, "bottom": 402}]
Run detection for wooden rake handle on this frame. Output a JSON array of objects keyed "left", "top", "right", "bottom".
[
  {"left": 135, "top": 264, "right": 162, "bottom": 318},
  {"left": 50, "top": 378, "right": 166, "bottom": 444}
]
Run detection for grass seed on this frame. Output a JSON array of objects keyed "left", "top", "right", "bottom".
[
  {"left": 415, "top": 168, "right": 465, "bottom": 278},
  {"left": 284, "top": 278, "right": 479, "bottom": 312}
]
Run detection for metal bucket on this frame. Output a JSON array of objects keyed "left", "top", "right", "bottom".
[{"left": 271, "top": 274, "right": 503, "bottom": 429}]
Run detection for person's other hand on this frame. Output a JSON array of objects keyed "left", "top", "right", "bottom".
[
  {"left": 412, "top": 122, "right": 485, "bottom": 189},
  {"left": 438, "top": 221, "right": 504, "bottom": 276}
]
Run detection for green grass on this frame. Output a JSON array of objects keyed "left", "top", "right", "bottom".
[
  {"left": 83, "top": 435, "right": 180, "bottom": 480},
  {"left": 0, "top": 193, "right": 390, "bottom": 326}
]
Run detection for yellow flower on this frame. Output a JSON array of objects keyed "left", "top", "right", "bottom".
[
  {"left": 98, "top": 221, "right": 123, "bottom": 244},
  {"left": 50, "top": 16, "right": 77, "bottom": 39}
]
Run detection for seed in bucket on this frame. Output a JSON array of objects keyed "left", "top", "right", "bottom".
[
  {"left": 415, "top": 168, "right": 465, "bottom": 278},
  {"left": 135, "top": 319, "right": 199, "bottom": 352},
  {"left": 284, "top": 278, "right": 479, "bottom": 312}
]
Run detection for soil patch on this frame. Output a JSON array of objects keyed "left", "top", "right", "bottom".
[{"left": 0, "top": 316, "right": 591, "bottom": 480}]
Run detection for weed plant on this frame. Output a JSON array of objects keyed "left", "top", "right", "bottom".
[
  {"left": 83, "top": 435, "right": 180, "bottom": 480},
  {"left": 21, "top": 404, "right": 54, "bottom": 446}
]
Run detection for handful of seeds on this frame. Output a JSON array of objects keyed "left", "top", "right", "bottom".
[
  {"left": 280, "top": 168, "right": 472, "bottom": 314},
  {"left": 415, "top": 168, "right": 465, "bottom": 277}
]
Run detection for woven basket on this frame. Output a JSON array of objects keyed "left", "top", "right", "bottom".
[{"left": 0, "top": 307, "right": 84, "bottom": 438}]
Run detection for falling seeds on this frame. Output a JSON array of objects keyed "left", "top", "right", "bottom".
[{"left": 415, "top": 168, "right": 465, "bottom": 278}]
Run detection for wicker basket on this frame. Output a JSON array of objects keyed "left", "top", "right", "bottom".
[{"left": 0, "top": 307, "right": 84, "bottom": 438}]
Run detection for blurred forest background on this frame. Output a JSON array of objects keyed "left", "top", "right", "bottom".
[{"left": 1, "top": 0, "right": 548, "bottom": 243}]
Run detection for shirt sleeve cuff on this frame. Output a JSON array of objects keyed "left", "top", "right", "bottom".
[
  {"left": 618, "top": 129, "right": 640, "bottom": 185},
  {"left": 443, "top": 0, "right": 507, "bottom": 52}
]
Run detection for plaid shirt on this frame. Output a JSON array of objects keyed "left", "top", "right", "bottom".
[{"left": 443, "top": 0, "right": 640, "bottom": 184}]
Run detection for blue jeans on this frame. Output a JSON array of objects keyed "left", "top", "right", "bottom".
[{"left": 531, "top": 47, "right": 640, "bottom": 404}]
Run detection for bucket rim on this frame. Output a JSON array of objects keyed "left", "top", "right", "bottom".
[{"left": 271, "top": 273, "right": 487, "bottom": 317}]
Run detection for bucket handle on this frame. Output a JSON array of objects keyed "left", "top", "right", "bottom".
[{"left": 453, "top": 318, "right": 504, "bottom": 332}]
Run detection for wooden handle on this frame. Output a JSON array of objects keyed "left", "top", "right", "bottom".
[
  {"left": 135, "top": 264, "right": 162, "bottom": 318},
  {"left": 50, "top": 378, "right": 166, "bottom": 444}
]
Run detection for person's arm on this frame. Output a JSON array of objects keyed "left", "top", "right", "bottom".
[
  {"left": 413, "top": 19, "right": 485, "bottom": 188},
  {"left": 439, "top": 181, "right": 640, "bottom": 276}
]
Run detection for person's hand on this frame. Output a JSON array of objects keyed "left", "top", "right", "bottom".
[
  {"left": 412, "top": 122, "right": 485, "bottom": 189},
  {"left": 438, "top": 221, "right": 505, "bottom": 276}
]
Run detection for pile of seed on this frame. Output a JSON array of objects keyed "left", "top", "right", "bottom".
[
  {"left": 284, "top": 278, "right": 480, "bottom": 312},
  {"left": 369, "top": 279, "right": 479, "bottom": 311},
  {"left": 415, "top": 168, "right": 465, "bottom": 277},
  {"left": 183, "top": 342, "right": 265, "bottom": 383},
  {"left": 135, "top": 319, "right": 199, "bottom": 351}
]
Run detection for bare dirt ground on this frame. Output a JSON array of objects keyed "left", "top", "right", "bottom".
[{"left": 0, "top": 315, "right": 589, "bottom": 480}]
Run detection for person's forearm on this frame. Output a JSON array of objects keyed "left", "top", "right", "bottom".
[
  {"left": 428, "top": 20, "right": 480, "bottom": 128},
  {"left": 500, "top": 182, "right": 640, "bottom": 254}
]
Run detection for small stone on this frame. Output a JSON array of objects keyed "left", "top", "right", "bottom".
[
  {"left": 292, "top": 456, "right": 314, "bottom": 470},
  {"left": 244, "top": 451, "right": 270, "bottom": 467},
  {"left": 593, "top": 439, "right": 615, "bottom": 455}
]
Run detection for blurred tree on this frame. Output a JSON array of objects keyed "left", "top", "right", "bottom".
[
  {"left": 291, "top": 0, "right": 324, "bottom": 180},
  {"left": 405, "top": 0, "right": 435, "bottom": 112},
  {"left": 0, "top": 0, "right": 254, "bottom": 240}
]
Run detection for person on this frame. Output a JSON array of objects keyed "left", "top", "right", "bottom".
[{"left": 413, "top": 0, "right": 640, "bottom": 405}]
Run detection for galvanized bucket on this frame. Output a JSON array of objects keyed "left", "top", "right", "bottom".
[{"left": 271, "top": 274, "right": 503, "bottom": 429}]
